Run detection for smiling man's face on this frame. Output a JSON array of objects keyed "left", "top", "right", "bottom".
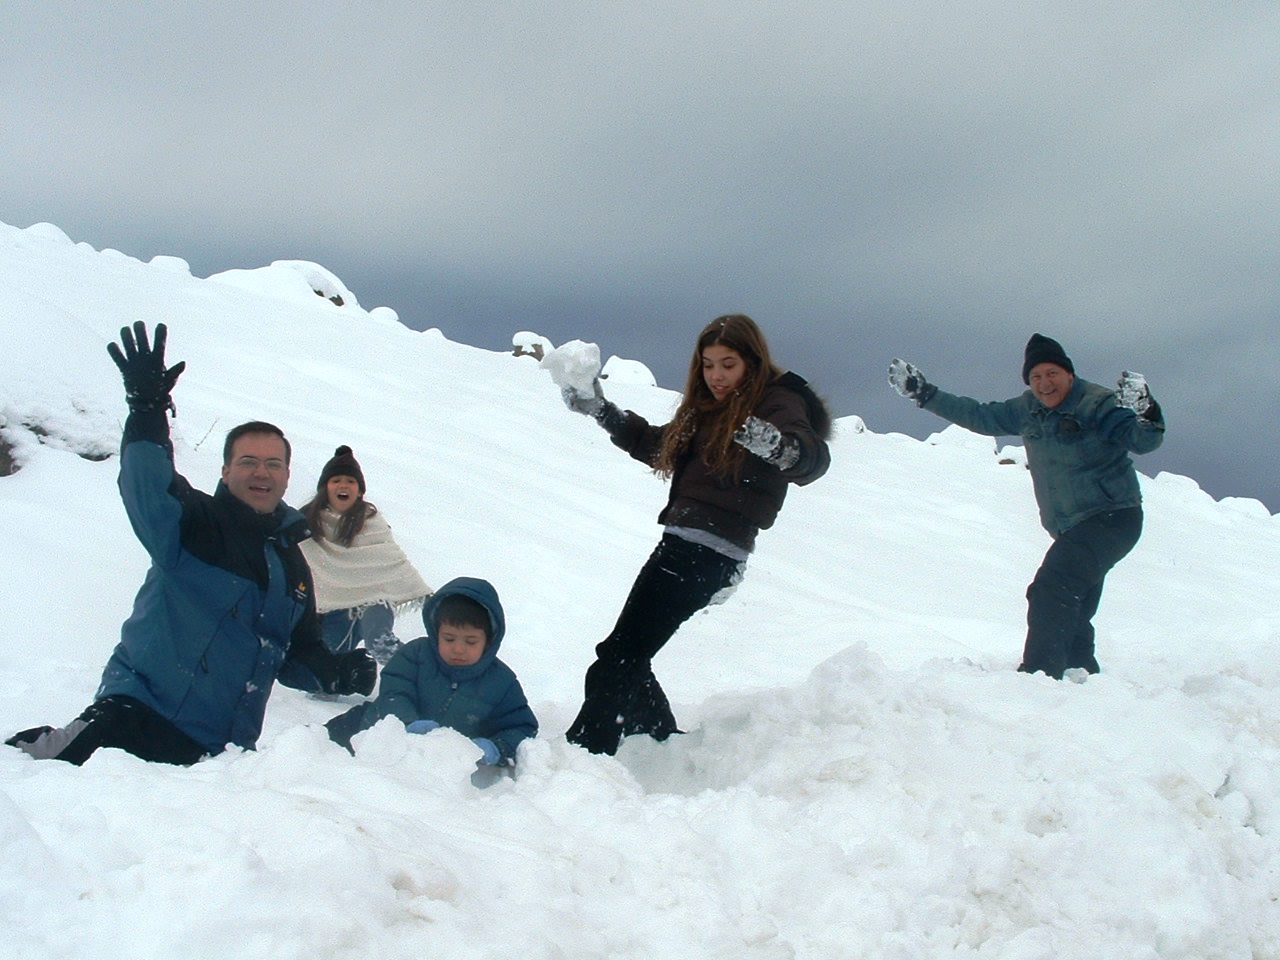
[
  {"left": 1028, "top": 362, "right": 1075, "bottom": 410},
  {"left": 221, "top": 432, "right": 290, "bottom": 514}
]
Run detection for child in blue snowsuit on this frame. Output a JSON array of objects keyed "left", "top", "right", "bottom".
[{"left": 325, "top": 577, "right": 537, "bottom": 766}]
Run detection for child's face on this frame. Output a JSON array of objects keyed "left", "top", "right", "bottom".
[
  {"left": 437, "top": 621, "right": 487, "bottom": 667},
  {"left": 325, "top": 475, "right": 361, "bottom": 513}
]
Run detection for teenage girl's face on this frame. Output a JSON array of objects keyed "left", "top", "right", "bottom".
[
  {"left": 325, "top": 475, "right": 361, "bottom": 513},
  {"left": 702, "top": 344, "right": 747, "bottom": 401},
  {"left": 438, "top": 622, "right": 487, "bottom": 667}
]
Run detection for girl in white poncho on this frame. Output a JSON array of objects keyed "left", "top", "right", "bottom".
[{"left": 300, "top": 446, "right": 432, "bottom": 664}]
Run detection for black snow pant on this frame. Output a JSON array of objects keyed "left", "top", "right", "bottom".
[
  {"left": 1021, "top": 507, "right": 1143, "bottom": 679},
  {"left": 566, "top": 534, "right": 744, "bottom": 755},
  {"left": 5, "top": 695, "right": 209, "bottom": 766}
]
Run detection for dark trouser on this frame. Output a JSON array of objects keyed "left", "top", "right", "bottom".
[
  {"left": 5, "top": 695, "right": 208, "bottom": 766},
  {"left": 278, "top": 603, "right": 400, "bottom": 692},
  {"left": 566, "top": 534, "right": 744, "bottom": 755},
  {"left": 321, "top": 603, "right": 396, "bottom": 654},
  {"left": 1021, "top": 507, "right": 1143, "bottom": 679},
  {"left": 321, "top": 603, "right": 400, "bottom": 664}
]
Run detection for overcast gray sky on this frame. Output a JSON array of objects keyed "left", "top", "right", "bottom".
[{"left": 5, "top": 2, "right": 1277, "bottom": 509}]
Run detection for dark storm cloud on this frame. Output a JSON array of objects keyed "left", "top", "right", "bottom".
[{"left": 3, "top": 2, "right": 1277, "bottom": 507}]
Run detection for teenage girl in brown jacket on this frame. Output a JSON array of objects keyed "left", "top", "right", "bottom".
[{"left": 560, "top": 314, "right": 831, "bottom": 755}]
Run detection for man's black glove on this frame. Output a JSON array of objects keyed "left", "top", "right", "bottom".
[
  {"left": 333, "top": 649, "right": 377, "bottom": 696},
  {"left": 107, "top": 321, "right": 186, "bottom": 414}
]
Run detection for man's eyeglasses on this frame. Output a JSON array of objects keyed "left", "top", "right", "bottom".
[{"left": 231, "top": 456, "right": 287, "bottom": 473}]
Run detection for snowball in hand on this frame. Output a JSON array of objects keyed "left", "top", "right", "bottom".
[
  {"left": 1116, "top": 370, "right": 1151, "bottom": 414},
  {"left": 541, "top": 340, "right": 602, "bottom": 395}
]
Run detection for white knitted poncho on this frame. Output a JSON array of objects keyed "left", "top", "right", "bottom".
[{"left": 299, "top": 507, "right": 432, "bottom": 615}]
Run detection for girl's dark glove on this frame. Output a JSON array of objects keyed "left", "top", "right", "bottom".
[
  {"left": 733, "top": 416, "right": 800, "bottom": 470},
  {"left": 562, "top": 378, "right": 606, "bottom": 417},
  {"left": 563, "top": 378, "right": 626, "bottom": 434}
]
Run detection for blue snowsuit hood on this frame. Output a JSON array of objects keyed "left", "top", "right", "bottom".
[
  {"left": 421, "top": 576, "right": 507, "bottom": 682},
  {"left": 325, "top": 575, "right": 537, "bottom": 762}
]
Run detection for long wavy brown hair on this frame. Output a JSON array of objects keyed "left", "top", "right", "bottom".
[{"left": 654, "top": 314, "right": 783, "bottom": 479}]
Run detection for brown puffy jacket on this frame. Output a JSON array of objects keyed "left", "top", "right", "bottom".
[{"left": 606, "top": 372, "right": 831, "bottom": 551}]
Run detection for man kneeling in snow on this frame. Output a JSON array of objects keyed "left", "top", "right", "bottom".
[{"left": 6, "top": 322, "right": 376, "bottom": 765}]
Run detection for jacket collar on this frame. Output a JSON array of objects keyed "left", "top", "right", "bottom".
[
  {"left": 1031, "top": 376, "right": 1085, "bottom": 417},
  {"left": 213, "top": 481, "right": 309, "bottom": 542}
]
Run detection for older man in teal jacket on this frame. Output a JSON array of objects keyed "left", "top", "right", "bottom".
[{"left": 889, "top": 334, "right": 1165, "bottom": 679}]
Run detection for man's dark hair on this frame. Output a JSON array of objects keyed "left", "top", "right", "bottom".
[
  {"left": 222, "top": 421, "right": 292, "bottom": 466},
  {"left": 435, "top": 594, "right": 491, "bottom": 643}
]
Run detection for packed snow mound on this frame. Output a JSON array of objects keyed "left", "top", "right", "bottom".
[
  {"left": 209, "top": 259, "right": 360, "bottom": 309},
  {"left": 0, "top": 402, "right": 118, "bottom": 470},
  {"left": 512, "top": 331, "right": 554, "bottom": 359},
  {"left": 841, "top": 413, "right": 867, "bottom": 434},
  {"left": 146, "top": 255, "right": 193, "bottom": 275},
  {"left": 928, "top": 422, "right": 1000, "bottom": 454},
  {"left": 601, "top": 355, "right": 656, "bottom": 387},
  {"left": 10, "top": 221, "right": 75, "bottom": 246}
]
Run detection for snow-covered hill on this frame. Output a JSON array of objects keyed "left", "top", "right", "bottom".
[{"left": 1, "top": 220, "right": 1277, "bottom": 959}]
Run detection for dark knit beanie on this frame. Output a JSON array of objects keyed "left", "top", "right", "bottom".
[
  {"left": 1022, "top": 333, "right": 1074, "bottom": 385},
  {"left": 318, "top": 445, "right": 366, "bottom": 493}
]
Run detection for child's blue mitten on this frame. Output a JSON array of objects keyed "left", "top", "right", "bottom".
[
  {"left": 406, "top": 720, "right": 440, "bottom": 734},
  {"left": 472, "top": 737, "right": 501, "bottom": 766}
]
